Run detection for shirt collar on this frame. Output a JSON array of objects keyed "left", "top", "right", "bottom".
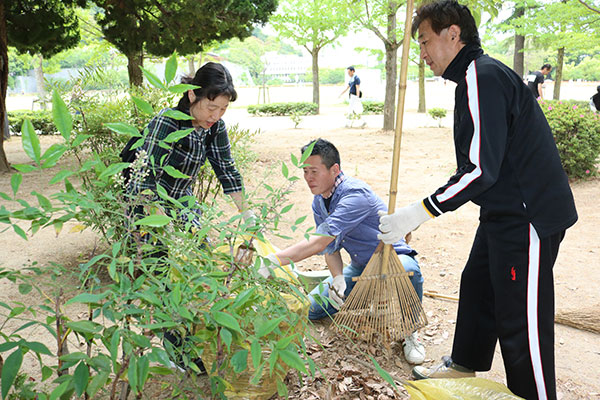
[{"left": 323, "top": 171, "right": 345, "bottom": 199}]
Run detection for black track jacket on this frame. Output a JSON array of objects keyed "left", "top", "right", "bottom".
[{"left": 422, "top": 44, "right": 577, "bottom": 239}]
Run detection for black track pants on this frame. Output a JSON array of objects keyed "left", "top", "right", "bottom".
[{"left": 451, "top": 221, "right": 564, "bottom": 400}]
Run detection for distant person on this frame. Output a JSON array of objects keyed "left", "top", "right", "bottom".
[
  {"left": 526, "top": 64, "right": 552, "bottom": 100},
  {"left": 339, "top": 66, "right": 366, "bottom": 128},
  {"left": 380, "top": 1, "right": 578, "bottom": 399},
  {"left": 590, "top": 85, "right": 600, "bottom": 111}
]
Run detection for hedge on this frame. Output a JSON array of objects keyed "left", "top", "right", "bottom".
[{"left": 247, "top": 102, "right": 318, "bottom": 116}]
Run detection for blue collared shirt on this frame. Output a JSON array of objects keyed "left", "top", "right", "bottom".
[{"left": 312, "top": 175, "right": 415, "bottom": 268}]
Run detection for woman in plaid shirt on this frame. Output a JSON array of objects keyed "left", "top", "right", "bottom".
[{"left": 128, "top": 62, "right": 253, "bottom": 227}]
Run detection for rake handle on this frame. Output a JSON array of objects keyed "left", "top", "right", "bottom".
[{"left": 382, "top": 0, "right": 415, "bottom": 274}]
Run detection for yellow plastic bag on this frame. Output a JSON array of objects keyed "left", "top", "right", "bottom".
[{"left": 404, "top": 377, "right": 524, "bottom": 400}]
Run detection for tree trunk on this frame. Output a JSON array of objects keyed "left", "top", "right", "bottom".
[
  {"left": 34, "top": 54, "right": 46, "bottom": 108},
  {"left": 187, "top": 56, "right": 195, "bottom": 75},
  {"left": 512, "top": 6, "right": 525, "bottom": 77},
  {"left": 383, "top": 5, "right": 398, "bottom": 131},
  {"left": 553, "top": 47, "right": 564, "bottom": 100},
  {"left": 126, "top": 51, "right": 144, "bottom": 87},
  {"left": 311, "top": 49, "right": 320, "bottom": 114},
  {"left": 0, "top": 0, "right": 12, "bottom": 172},
  {"left": 418, "top": 58, "right": 426, "bottom": 113}
]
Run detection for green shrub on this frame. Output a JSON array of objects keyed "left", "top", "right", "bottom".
[
  {"left": 7, "top": 110, "right": 56, "bottom": 135},
  {"left": 1, "top": 56, "right": 313, "bottom": 399},
  {"left": 247, "top": 102, "right": 317, "bottom": 116},
  {"left": 428, "top": 107, "right": 447, "bottom": 127},
  {"left": 362, "top": 101, "right": 384, "bottom": 114},
  {"left": 540, "top": 99, "right": 600, "bottom": 179}
]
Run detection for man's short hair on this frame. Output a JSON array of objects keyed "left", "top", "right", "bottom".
[
  {"left": 301, "top": 138, "right": 340, "bottom": 169},
  {"left": 541, "top": 64, "right": 552, "bottom": 71},
  {"left": 411, "top": 0, "right": 480, "bottom": 47},
  {"left": 347, "top": 66, "right": 355, "bottom": 72}
]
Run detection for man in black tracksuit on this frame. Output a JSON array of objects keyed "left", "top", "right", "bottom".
[{"left": 377, "top": 1, "right": 578, "bottom": 399}]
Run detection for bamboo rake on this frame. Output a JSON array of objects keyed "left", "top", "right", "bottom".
[{"left": 333, "top": 0, "right": 427, "bottom": 343}]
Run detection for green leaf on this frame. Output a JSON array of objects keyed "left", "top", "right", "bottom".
[
  {"left": 290, "top": 153, "right": 299, "bottom": 167},
  {"left": 162, "top": 109, "right": 194, "bottom": 121},
  {"left": 10, "top": 173, "right": 22, "bottom": 196},
  {"left": 12, "top": 224, "right": 27, "bottom": 240},
  {"left": 278, "top": 349, "right": 307, "bottom": 374},
  {"left": 163, "top": 165, "right": 190, "bottom": 179},
  {"left": 48, "top": 378, "right": 71, "bottom": 400},
  {"left": 59, "top": 352, "right": 89, "bottom": 362},
  {"left": 65, "top": 292, "right": 108, "bottom": 306},
  {"left": 104, "top": 122, "right": 140, "bottom": 136},
  {"left": 212, "top": 311, "right": 241, "bottom": 333},
  {"left": 41, "top": 144, "right": 68, "bottom": 168},
  {"left": 220, "top": 328, "right": 232, "bottom": 350},
  {"left": 255, "top": 316, "right": 285, "bottom": 338},
  {"left": 73, "top": 362, "right": 89, "bottom": 397},
  {"left": 18, "top": 283, "right": 32, "bottom": 295},
  {"left": 2, "top": 348, "right": 23, "bottom": 400},
  {"left": 231, "top": 350, "right": 248, "bottom": 373},
  {"left": 65, "top": 321, "right": 103, "bottom": 334},
  {"left": 141, "top": 67, "right": 167, "bottom": 90},
  {"left": 21, "top": 119, "right": 41, "bottom": 164},
  {"left": 52, "top": 90, "right": 72, "bottom": 141},
  {"left": 23, "top": 341, "right": 52, "bottom": 356},
  {"left": 86, "top": 371, "right": 109, "bottom": 397},
  {"left": 98, "top": 163, "right": 129, "bottom": 180},
  {"left": 281, "top": 161, "right": 289, "bottom": 178},
  {"left": 128, "top": 355, "right": 138, "bottom": 394},
  {"left": 131, "top": 95, "right": 154, "bottom": 115},
  {"left": 137, "top": 355, "right": 150, "bottom": 388},
  {"left": 163, "top": 128, "right": 194, "bottom": 143},
  {"left": 250, "top": 340, "right": 262, "bottom": 369},
  {"left": 12, "top": 164, "right": 37, "bottom": 173},
  {"left": 165, "top": 53, "right": 178, "bottom": 85},
  {"left": 368, "top": 356, "right": 398, "bottom": 391},
  {"left": 168, "top": 84, "right": 200, "bottom": 94},
  {"left": 42, "top": 365, "right": 53, "bottom": 381},
  {"left": 33, "top": 191, "right": 52, "bottom": 211},
  {"left": 275, "top": 334, "right": 297, "bottom": 350},
  {"left": 280, "top": 204, "right": 293, "bottom": 214},
  {"left": 134, "top": 215, "right": 172, "bottom": 227},
  {"left": 49, "top": 170, "right": 74, "bottom": 185}
]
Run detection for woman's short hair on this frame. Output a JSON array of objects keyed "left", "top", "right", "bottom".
[{"left": 176, "top": 62, "right": 237, "bottom": 113}]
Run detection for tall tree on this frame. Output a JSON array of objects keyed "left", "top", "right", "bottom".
[
  {"left": 1, "top": 0, "right": 84, "bottom": 173},
  {"left": 93, "top": 0, "right": 277, "bottom": 87},
  {"left": 509, "top": 0, "right": 592, "bottom": 99},
  {"left": 270, "top": 0, "right": 352, "bottom": 114},
  {"left": 352, "top": 0, "right": 404, "bottom": 130}
]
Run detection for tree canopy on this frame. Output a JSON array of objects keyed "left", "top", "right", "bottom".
[{"left": 93, "top": 0, "right": 278, "bottom": 86}]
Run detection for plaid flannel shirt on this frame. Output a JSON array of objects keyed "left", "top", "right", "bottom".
[{"left": 132, "top": 108, "right": 243, "bottom": 201}]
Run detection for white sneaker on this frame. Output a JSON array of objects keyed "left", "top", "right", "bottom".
[{"left": 403, "top": 332, "right": 425, "bottom": 365}]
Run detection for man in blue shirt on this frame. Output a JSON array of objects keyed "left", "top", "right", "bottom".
[{"left": 260, "top": 138, "right": 426, "bottom": 365}]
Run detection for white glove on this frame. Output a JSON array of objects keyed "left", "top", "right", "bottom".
[
  {"left": 329, "top": 275, "right": 347, "bottom": 310},
  {"left": 377, "top": 202, "right": 432, "bottom": 244},
  {"left": 241, "top": 209, "right": 257, "bottom": 225},
  {"left": 258, "top": 253, "right": 280, "bottom": 278}
]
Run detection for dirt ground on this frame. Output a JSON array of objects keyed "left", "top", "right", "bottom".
[{"left": 1, "top": 107, "right": 599, "bottom": 399}]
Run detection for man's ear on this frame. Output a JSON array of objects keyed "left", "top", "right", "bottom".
[
  {"left": 331, "top": 163, "right": 341, "bottom": 175},
  {"left": 448, "top": 24, "right": 461, "bottom": 41},
  {"left": 187, "top": 89, "right": 196, "bottom": 103}
]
